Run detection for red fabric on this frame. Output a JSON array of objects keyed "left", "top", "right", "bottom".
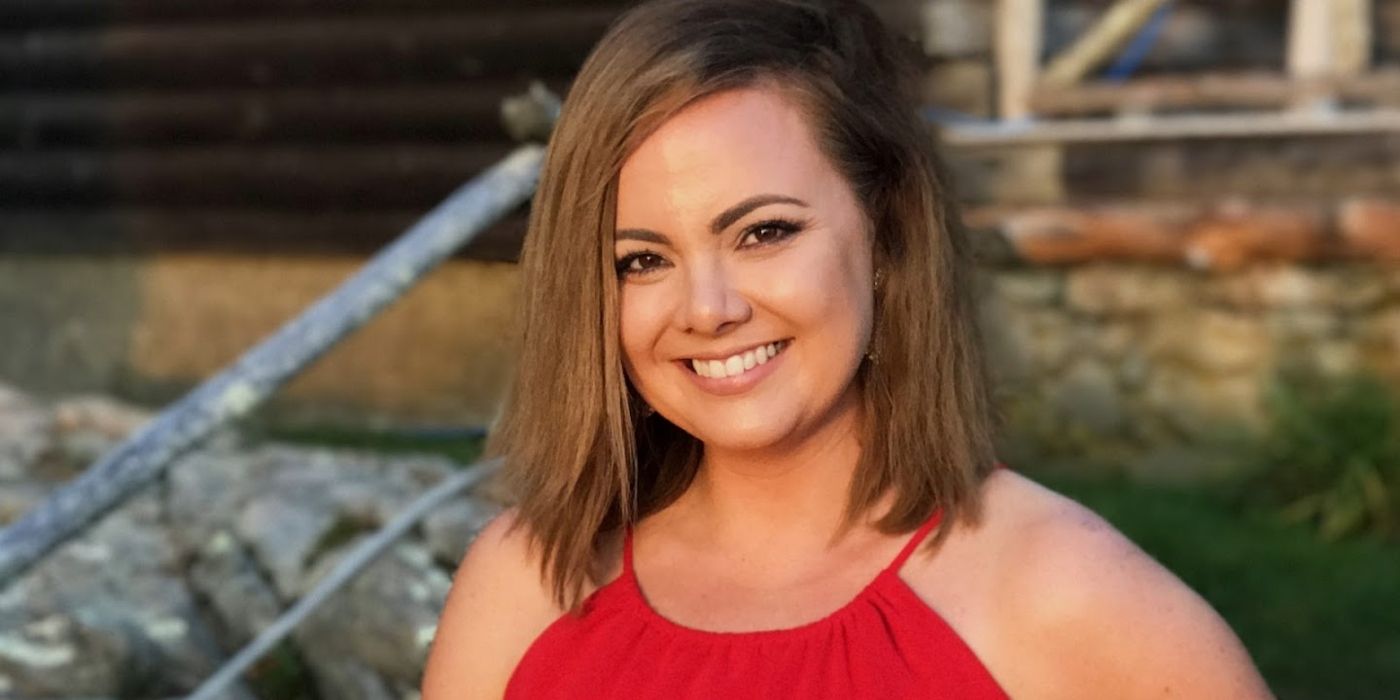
[{"left": 505, "top": 464, "right": 1011, "bottom": 698}]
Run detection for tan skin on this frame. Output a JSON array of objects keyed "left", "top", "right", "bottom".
[{"left": 422, "top": 87, "right": 1275, "bottom": 699}]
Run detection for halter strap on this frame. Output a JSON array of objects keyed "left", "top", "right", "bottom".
[
  {"left": 622, "top": 522, "right": 636, "bottom": 575},
  {"left": 884, "top": 507, "right": 945, "bottom": 574},
  {"left": 622, "top": 507, "right": 946, "bottom": 577}
]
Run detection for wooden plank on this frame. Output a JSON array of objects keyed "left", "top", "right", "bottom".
[
  {"left": 0, "top": 143, "right": 512, "bottom": 209},
  {"left": 1041, "top": 0, "right": 1172, "bottom": 89},
  {"left": 983, "top": 200, "right": 1399, "bottom": 269},
  {"left": 941, "top": 108, "right": 1400, "bottom": 147},
  {"left": 0, "top": 208, "right": 529, "bottom": 261},
  {"left": 0, "top": 0, "right": 627, "bottom": 30},
  {"left": 1029, "top": 70, "right": 1400, "bottom": 116},
  {"left": 0, "top": 10, "right": 615, "bottom": 89},
  {"left": 0, "top": 80, "right": 570, "bottom": 147},
  {"left": 995, "top": 0, "right": 1043, "bottom": 120}
]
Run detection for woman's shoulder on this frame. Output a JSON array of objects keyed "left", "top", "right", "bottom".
[
  {"left": 421, "top": 507, "right": 594, "bottom": 698},
  {"left": 968, "top": 469, "right": 1273, "bottom": 698}
]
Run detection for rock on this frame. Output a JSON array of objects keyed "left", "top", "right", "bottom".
[
  {"left": 1045, "top": 358, "right": 1126, "bottom": 436},
  {"left": 980, "top": 302, "right": 1077, "bottom": 383},
  {"left": 1065, "top": 265, "right": 1191, "bottom": 316},
  {"left": 236, "top": 491, "right": 342, "bottom": 600},
  {"left": 990, "top": 269, "right": 1064, "bottom": 307},
  {"left": 294, "top": 537, "right": 453, "bottom": 695},
  {"left": 0, "top": 493, "right": 228, "bottom": 698},
  {"left": 50, "top": 395, "right": 152, "bottom": 440},
  {"left": 0, "top": 384, "right": 479, "bottom": 699},
  {"left": 187, "top": 529, "right": 283, "bottom": 649},
  {"left": 423, "top": 498, "right": 499, "bottom": 566},
  {"left": 1143, "top": 365, "right": 1267, "bottom": 441},
  {"left": 1145, "top": 309, "right": 1273, "bottom": 374}
]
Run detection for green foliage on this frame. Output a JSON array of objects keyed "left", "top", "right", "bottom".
[{"left": 1243, "top": 367, "right": 1400, "bottom": 541}]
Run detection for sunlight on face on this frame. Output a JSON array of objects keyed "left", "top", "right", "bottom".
[{"left": 614, "top": 86, "right": 875, "bottom": 453}]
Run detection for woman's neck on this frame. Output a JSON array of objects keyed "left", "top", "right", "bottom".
[{"left": 674, "top": 386, "right": 872, "bottom": 552}]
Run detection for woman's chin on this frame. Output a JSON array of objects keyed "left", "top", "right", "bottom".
[{"left": 677, "top": 416, "right": 801, "bottom": 454}]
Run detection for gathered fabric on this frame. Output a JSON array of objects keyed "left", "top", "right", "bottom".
[{"left": 505, "top": 497, "right": 1010, "bottom": 699}]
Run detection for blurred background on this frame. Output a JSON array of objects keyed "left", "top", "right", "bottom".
[{"left": 1, "top": 0, "right": 1398, "bottom": 698}]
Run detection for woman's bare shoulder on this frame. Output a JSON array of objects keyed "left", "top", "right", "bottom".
[
  {"left": 985, "top": 470, "right": 1274, "bottom": 699},
  {"left": 420, "top": 507, "right": 569, "bottom": 699}
]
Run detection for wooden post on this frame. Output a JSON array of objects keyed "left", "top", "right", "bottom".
[
  {"left": 995, "top": 0, "right": 1043, "bottom": 121},
  {"left": 992, "top": 0, "right": 1063, "bottom": 204},
  {"left": 1289, "top": 0, "right": 1334, "bottom": 108},
  {"left": 1332, "top": 0, "right": 1374, "bottom": 76},
  {"left": 1041, "top": 0, "right": 1172, "bottom": 88}
]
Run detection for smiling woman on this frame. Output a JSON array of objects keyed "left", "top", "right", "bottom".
[{"left": 421, "top": 1, "right": 1274, "bottom": 698}]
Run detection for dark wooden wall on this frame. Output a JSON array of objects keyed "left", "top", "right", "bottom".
[{"left": 0, "top": 0, "right": 634, "bottom": 260}]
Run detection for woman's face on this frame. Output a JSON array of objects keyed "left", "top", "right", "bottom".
[{"left": 614, "top": 86, "right": 875, "bottom": 452}]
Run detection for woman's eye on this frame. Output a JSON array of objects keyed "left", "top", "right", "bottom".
[
  {"left": 739, "top": 218, "right": 803, "bottom": 247},
  {"left": 615, "top": 252, "right": 667, "bottom": 277}
]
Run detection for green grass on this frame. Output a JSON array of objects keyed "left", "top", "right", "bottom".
[
  {"left": 1040, "top": 472, "right": 1400, "bottom": 700},
  {"left": 245, "top": 422, "right": 487, "bottom": 467}
]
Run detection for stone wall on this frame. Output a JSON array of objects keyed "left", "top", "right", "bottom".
[{"left": 978, "top": 262, "right": 1400, "bottom": 481}]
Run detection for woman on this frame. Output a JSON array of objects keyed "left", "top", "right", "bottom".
[{"left": 424, "top": 0, "right": 1273, "bottom": 697}]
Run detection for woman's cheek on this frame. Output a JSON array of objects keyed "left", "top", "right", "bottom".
[{"left": 619, "top": 281, "right": 673, "bottom": 370}]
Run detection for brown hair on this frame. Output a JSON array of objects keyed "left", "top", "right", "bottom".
[{"left": 485, "top": 0, "right": 1000, "bottom": 611}]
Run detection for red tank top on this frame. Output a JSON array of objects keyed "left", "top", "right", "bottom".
[{"left": 504, "top": 506, "right": 1010, "bottom": 698}]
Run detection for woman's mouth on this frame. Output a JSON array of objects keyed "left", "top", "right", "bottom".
[{"left": 685, "top": 339, "right": 791, "bottom": 379}]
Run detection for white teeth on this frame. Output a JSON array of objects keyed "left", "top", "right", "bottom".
[
  {"left": 724, "top": 355, "right": 744, "bottom": 375},
  {"left": 691, "top": 341, "right": 787, "bottom": 379}
]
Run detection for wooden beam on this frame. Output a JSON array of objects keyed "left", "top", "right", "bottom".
[
  {"left": 0, "top": 81, "right": 566, "bottom": 148},
  {"left": 0, "top": 143, "right": 512, "bottom": 208},
  {"left": 1041, "top": 0, "right": 1171, "bottom": 89},
  {"left": 940, "top": 108, "right": 1400, "bottom": 147},
  {"left": 1028, "top": 70, "right": 1400, "bottom": 116},
  {"left": 995, "top": 0, "right": 1043, "bottom": 121},
  {"left": 0, "top": 10, "right": 614, "bottom": 89},
  {"left": 0, "top": 208, "right": 528, "bottom": 261}
]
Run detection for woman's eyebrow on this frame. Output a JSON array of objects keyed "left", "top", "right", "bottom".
[
  {"left": 709, "top": 194, "right": 808, "bottom": 234},
  {"left": 616, "top": 193, "right": 809, "bottom": 245}
]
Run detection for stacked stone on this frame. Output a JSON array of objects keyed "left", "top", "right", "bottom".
[
  {"left": 0, "top": 383, "right": 499, "bottom": 699},
  {"left": 979, "top": 263, "right": 1400, "bottom": 481}
]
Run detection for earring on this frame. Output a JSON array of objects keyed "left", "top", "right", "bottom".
[{"left": 867, "top": 269, "right": 884, "bottom": 365}]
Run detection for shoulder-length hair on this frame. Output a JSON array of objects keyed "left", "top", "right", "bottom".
[{"left": 485, "top": 0, "right": 1000, "bottom": 611}]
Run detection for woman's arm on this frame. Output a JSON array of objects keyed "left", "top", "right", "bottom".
[
  {"left": 421, "top": 508, "right": 559, "bottom": 699},
  {"left": 1001, "top": 499, "right": 1275, "bottom": 699}
]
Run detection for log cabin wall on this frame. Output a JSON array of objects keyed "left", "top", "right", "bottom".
[{"left": 0, "top": 0, "right": 633, "bottom": 426}]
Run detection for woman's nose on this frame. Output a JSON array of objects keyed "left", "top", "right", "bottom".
[{"left": 681, "top": 261, "right": 751, "bottom": 335}]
